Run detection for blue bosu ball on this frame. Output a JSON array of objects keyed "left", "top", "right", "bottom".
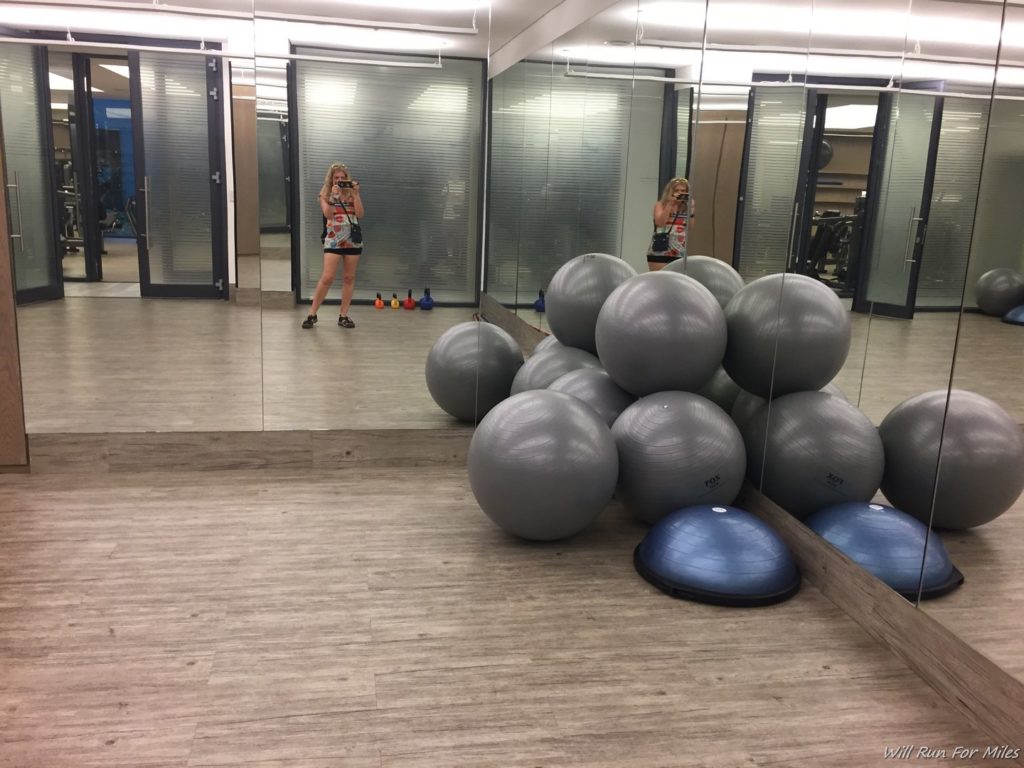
[
  {"left": 1003, "top": 304, "right": 1024, "bottom": 326},
  {"left": 634, "top": 505, "right": 801, "bottom": 606},
  {"left": 805, "top": 502, "right": 963, "bottom": 600}
]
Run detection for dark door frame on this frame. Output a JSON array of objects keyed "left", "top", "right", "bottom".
[
  {"left": 853, "top": 91, "right": 945, "bottom": 318},
  {"left": 71, "top": 52, "right": 111, "bottom": 283},
  {"left": 128, "top": 48, "right": 228, "bottom": 299},
  {"left": 6, "top": 44, "right": 64, "bottom": 304}
]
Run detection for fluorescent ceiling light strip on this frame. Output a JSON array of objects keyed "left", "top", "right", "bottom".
[
  {"left": 255, "top": 11, "right": 477, "bottom": 36},
  {"left": 257, "top": 52, "right": 442, "bottom": 69},
  {"left": 10, "top": 0, "right": 250, "bottom": 20},
  {"left": 0, "top": 36, "right": 237, "bottom": 58}
]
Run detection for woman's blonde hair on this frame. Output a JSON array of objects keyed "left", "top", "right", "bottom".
[
  {"left": 659, "top": 176, "right": 690, "bottom": 205},
  {"left": 320, "top": 162, "right": 349, "bottom": 199}
]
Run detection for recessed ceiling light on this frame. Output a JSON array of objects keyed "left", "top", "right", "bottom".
[{"left": 48, "top": 72, "right": 74, "bottom": 91}]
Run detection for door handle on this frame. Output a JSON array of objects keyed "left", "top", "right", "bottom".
[
  {"left": 902, "top": 209, "right": 924, "bottom": 273},
  {"left": 138, "top": 176, "right": 151, "bottom": 239},
  {"left": 6, "top": 171, "right": 24, "bottom": 251}
]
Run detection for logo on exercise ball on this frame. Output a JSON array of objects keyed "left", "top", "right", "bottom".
[
  {"left": 704, "top": 473, "right": 721, "bottom": 490},
  {"left": 826, "top": 472, "right": 846, "bottom": 488}
]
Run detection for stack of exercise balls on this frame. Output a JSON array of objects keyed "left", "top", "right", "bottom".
[
  {"left": 975, "top": 267, "right": 1024, "bottom": 324},
  {"left": 425, "top": 252, "right": 1024, "bottom": 605}
]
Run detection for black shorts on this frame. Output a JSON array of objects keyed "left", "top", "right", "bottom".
[
  {"left": 324, "top": 247, "right": 363, "bottom": 256},
  {"left": 647, "top": 253, "right": 680, "bottom": 264}
]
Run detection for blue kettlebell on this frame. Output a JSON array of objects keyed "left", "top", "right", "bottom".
[
  {"left": 419, "top": 287, "right": 434, "bottom": 310},
  {"left": 533, "top": 289, "right": 545, "bottom": 313}
]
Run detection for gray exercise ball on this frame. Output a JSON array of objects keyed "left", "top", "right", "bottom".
[
  {"left": 731, "top": 390, "right": 767, "bottom": 430},
  {"left": 532, "top": 335, "right": 562, "bottom": 355},
  {"left": 975, "top": 268, "right": 1024, "bottom": 317},
  {"left": 468, "top": 390, "right": 618, "bottom": 540},
  {"left": 546, "top": 253, "right": 637, "bottom": 353},
  {"left": 724, "top": 274, "right": 851, "bottom": 399},
  {"left": 510, "top": 345, "right": 602, "bottom": 395},
  {"left": 596, "top": 272, "right": 726, "bottom": 396},
  {"left": 613, "top": 392, "right": 746, "bottom": 524},
  {"left": 878, "top": 389, "right": 1024, "bottom": 529},
  {"left": 664, "top": 255, "right": 745, "bottom": 308},
  {"left": 743, "top": 391, "right": 885, "bottom": 520},
  {"left": 548, "top": 368, "right": 636, "bottom": 427},
  {"left": 696, "top": 367, "right": 742, "bottom": 414},
  {"left": 425, "top": 321, "right": 523, "bottom": 422},
  {"left": 731, "top": 381, "right": 848, "bottom": 430}
]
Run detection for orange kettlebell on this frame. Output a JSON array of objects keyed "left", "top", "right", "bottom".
[{"left": 374, "top": 292, "right": 384, "bottom": 310}]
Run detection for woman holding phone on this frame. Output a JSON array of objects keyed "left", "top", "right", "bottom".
[
  {"left": 302, "top": 162, "right": 365, "bottom": 329},
  {"left": 647, "top": 177, "right": 694, "bottom": 271}
]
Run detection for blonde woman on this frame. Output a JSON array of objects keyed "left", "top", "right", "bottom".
[
  {"left": 302, "top": 163, "right": 365, "bottom": 329},
  {"left": 647, "top": 177, "right": 694, "bottom": 271}
]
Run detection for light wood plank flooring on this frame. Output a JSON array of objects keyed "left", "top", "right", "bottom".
[
  {"left": 259, "top": 306, "right": 471, "bottom": 431},
  {"left": 925, "top": 493, "right": 1024, "bottom": 683},
  {"left": 0, "top": 467, "right": 1013, "bottom": 767}
]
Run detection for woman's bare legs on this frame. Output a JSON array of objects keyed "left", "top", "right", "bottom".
[
  {"left": 339, "top": 253, "right": 361, "bottom": 318},
  {"left": 309, "top": 252, "right": 342, "bottom": 316}
]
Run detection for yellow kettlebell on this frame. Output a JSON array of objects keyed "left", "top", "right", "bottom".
[{"left": 390, "top": 293, "right": 400, "bottom": 309}]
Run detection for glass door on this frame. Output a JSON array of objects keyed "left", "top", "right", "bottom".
[
  {"left": 129, "top": 50, "right": 227, "bottom": 298},
  {"left": 0, "top": 43, "right": 62, "bottom": 304},
  {"left": 854, "top": 91, "right": 942, "bottom": 318}
]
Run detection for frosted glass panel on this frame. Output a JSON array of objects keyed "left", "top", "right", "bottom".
[
  {"left": 257, "top": 116, "right": 288, "bottom": 230},
  {"left": 736, "top": 86, "right": 806, "bottom": 280},
  {"left": 0, "top": 44, "right": 58, "bottom": 293},
  {"left": 865, "top": 94, "right": 935, "bottom": 306},
  {"left": 488, "top": 62, "right": 664, "bottom": 304},
  {"left": 916, "top": 98, "right": 989, "bottom": 307},
  {"left": 294, "top": 52, "right": 482, "bottom": 304},
  {"left": 138, "top": 52, "right": 213, "bottom": 285},
  {"left": 675, "top": 88, "right": 691, "bottom": 178}
]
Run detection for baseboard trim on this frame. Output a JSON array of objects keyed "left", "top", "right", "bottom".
[
  {"left": 27, "top": 428, "right": 473, "bottom": 474},
  {"left": 738, "top": 483, "right": 1024, "bottom": 762}
]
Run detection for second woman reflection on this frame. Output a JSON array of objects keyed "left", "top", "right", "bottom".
[
  {"left": 302, "top": 162, "right": 365, "bottom": 329},
  {"left": 647, "top": 177, "right": 694, "bottom": 271}
]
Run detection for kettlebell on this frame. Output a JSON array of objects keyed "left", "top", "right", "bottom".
[
  {"left": 419, "top": 287, "right": 434, "bottom": 310},
  {"left": 403, "top": 289, "right": 416, "bottom": 310},
  {"left": 533, "top": 289, "right": 545, "bottom": 313},
  {"left": 390, "top": 293, "right": 400, "bottom": 309},
  {"left": 374, "top": 292, "right": 384, "bottom": 309}
]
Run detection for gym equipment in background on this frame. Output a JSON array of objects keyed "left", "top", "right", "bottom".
[
  {"left": 805, "top": 502, "right": 963, "bottom": 600},
  {"left": 879, "top": 389, "right": 1024, "bottom": 529},
  {"left": 374, "top": 293, "right": 384, "bottom": 309},
  {"left": 419, "top": 288, "right": 434, "bottom": 310},
  {"left": 533, "top": 289, "right": 545, "bottom": 312},
  {"left": 425, "top": 321, "right": 523, "bottom": 423},
  {"left": 468, "top": 390, "right": 618, "bottom": 540},
  {"left": 696, "top": 367, "right": 742, "bottom": 414},
  {"left": 975, "top": 268, "right": 1024, "bottom": 317},
  {"left": 403, "top": 290, "right": 416, "bottom": 310},
  {"left": 634, "top": 504, "right": 801, "bottom": 606}
]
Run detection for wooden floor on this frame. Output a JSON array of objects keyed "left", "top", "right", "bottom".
[
  {"left": 19, "top": 300, "right": 1023, "bottom": 434},
  {"left": 925, "top": 492, "right": 1024, "bottom": 683},
  {"left": 0, "top": 467, "right": 1012, "bottom": 767},
  {"left": 16, "top": 301, "right": 470, "bottom": 433}
]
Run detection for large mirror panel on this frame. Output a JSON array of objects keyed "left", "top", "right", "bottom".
[
  {"left": 919, "top": 0, "right": 1024, "bottom": 680},
  {"left": 253, "top": 2, "right": 492, "bottom": 430},
  {"left": 0, "top": 2, "right": 261, "bottom": 433}
]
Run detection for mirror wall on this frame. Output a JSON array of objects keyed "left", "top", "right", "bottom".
[
  {"left": 919, "top": 0, "right": 1024, "bottom": 683},
  {"left": 1, "top": 0, "right": 261, "bottom": 432},
  {"left": 482, "top": 0, "right": 1022, "bottom": 665},
  {"left": 252, "top": 1, "right": 493, "bottom": 430}
]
